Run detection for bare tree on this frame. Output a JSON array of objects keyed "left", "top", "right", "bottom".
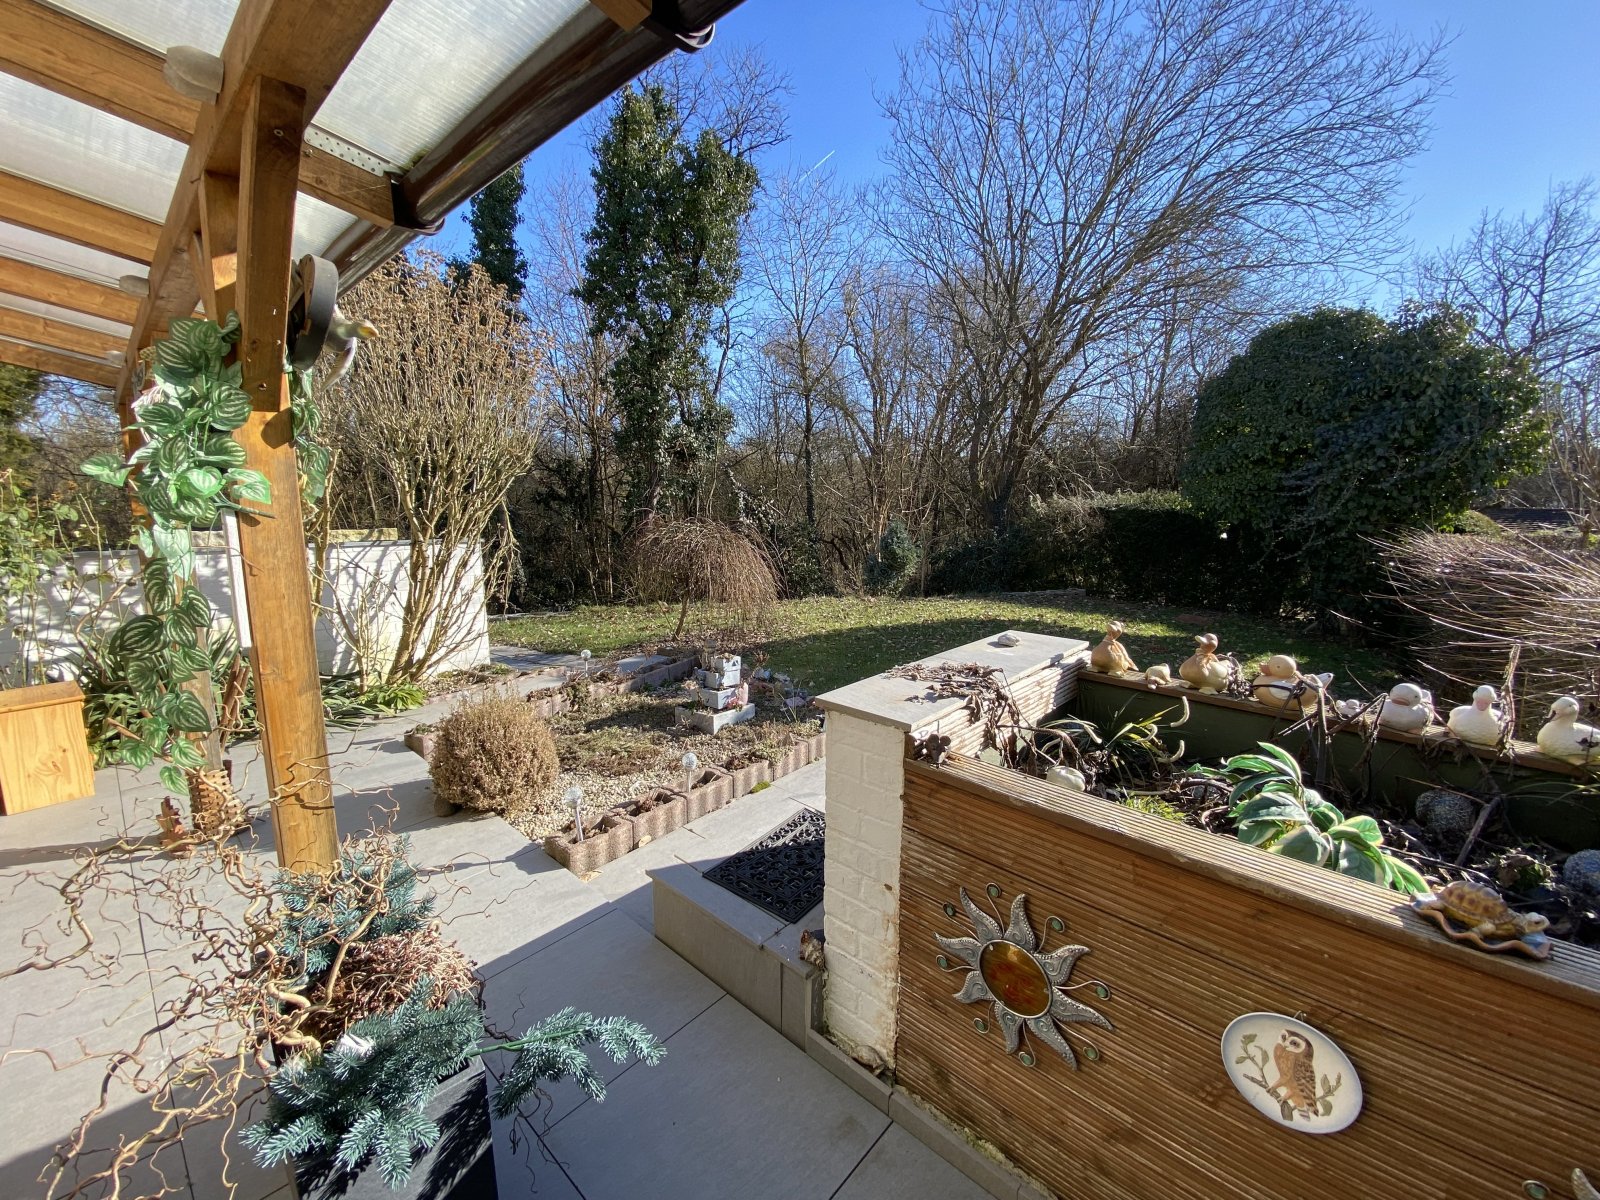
[
  {"left": 878, "top": 0, "right": 1442, "bottom": 529},
  {"left": 750, "top": 167, "right": 855, "bottom": 534},
  {"left": 324, "top": 251, "right": 549, "bottom": 682},
  {"left": 641, "top": 42, "right": 794, "bottom": 157},
  {"left": 1410, "top": 179, "right": 1600, "bottom": 519}
]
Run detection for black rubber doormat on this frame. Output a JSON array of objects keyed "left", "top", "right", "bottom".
[{"left": 704, "top": 808, "right": 825, "bottom": 925}]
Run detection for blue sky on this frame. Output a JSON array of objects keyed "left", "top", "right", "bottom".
[{"left": 434, "top": 0, "right": 1600, "bottom": 299}]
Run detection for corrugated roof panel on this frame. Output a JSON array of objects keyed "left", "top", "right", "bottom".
[
  {"left": 0, "top": 221, "right": 149, "bottom": 288},
  {"left": 44, "top": 0, "right": 241, "bottom": 57},
  {"left": 293, "top": 192, "right": 358, "bottom": 261},
  {"left": 315, "top": 0, "right": 591, "bottom": 171},
  {"left": 0, "top": 75, "right": 184, "bottom": 220}
]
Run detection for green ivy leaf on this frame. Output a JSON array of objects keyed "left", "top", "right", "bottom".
[
  {"left": 204, "top": 436, "right": 248, "bottom": 469},
  {"left": 167, "top": 736, "right": 206, "bottom": 769},
  {"left": 143, "top": 559, "right": 175, "bottom": 612},
  {"left": 82, "top": 453, "right": 131, "bottom": 487},
  {"left": 111, "top": 614, "right": 167, "bottom": 656},
  {"left": 229, "top": 469, "right": 272, "bottom": 506},
  {"left": 180, "top": 466, "right": 225, "bottom": 498},
  {"left": 137, "top": 402, "right": 186, "bottom": 438},
  {"left": 205, "top": 384, "right": 251, "bottom": 431},
  {"left": 1271, "top": 824, "right": 1333, "bottom": 866},
  {"left": 159, "top": 765, "right": 187, "bottom": 794},
  {"left": 164, "top": 690, "right": 211, "bottom": 734}
]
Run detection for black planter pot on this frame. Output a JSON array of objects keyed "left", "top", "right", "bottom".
[{"left": 293, "top": 1059, "right": 499, "bottom": 1200}]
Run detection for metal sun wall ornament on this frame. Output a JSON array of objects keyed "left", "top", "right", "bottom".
[
  {"left": 936, "top": 886, "right": 1112, "bottom": 1068},
  {"left": 1221, "top": 1013, "right": 1363, "bottom": 1134}
]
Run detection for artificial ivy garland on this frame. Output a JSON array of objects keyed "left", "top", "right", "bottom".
[{"left": 81, "top": 313, "right": 325, "bottom": 794}]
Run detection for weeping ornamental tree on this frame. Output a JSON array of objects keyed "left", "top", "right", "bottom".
[
  {"left": 577, "top": 84, "right": 757, "bottom": 520},
  {"left": 1183, "top": 305, "right": 1547, "bottom": 615}
]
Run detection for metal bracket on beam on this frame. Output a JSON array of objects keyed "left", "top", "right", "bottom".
[{"left": 642, "top": 2, "right": 715, "bottom": 51}]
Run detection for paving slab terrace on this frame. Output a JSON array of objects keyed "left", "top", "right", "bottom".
[{"left": 0, "top": 671, "right": 989, "bottom": 1200}]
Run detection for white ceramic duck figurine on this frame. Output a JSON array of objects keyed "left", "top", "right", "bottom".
[
  {"left": 1251, "top": 655, "right": 1302, "bottom": 711},
  {"left": 1378, "top": 682, "right": 1435, "bottom": 733},
  {"left": 1089, "top": 621, "right": 1138, "bottom": 677},
  {"left": 1046, "top": 764, "right": 1088, "bottom": 791},
  {"left": 1334, "top": 697, "right": 1366, "bottom": 721},
  {"left": 1447, "top": 685, "right": 1504, "bottom": 747},
  {"left": 1537, "top": 696, "right": 1600, "bottom": 766},
  {"left": 1180, "top": 634, "right": 1231, "bottom": 693}
]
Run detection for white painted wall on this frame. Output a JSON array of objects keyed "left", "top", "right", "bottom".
[{"left": 1, "top": 539, "right": 491, "bottom": 682}]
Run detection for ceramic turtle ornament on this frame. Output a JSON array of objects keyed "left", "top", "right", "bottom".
[{"left": 1412, "top": 880, "right": 1551, "bottom": 960}]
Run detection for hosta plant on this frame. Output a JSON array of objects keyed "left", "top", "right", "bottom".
[{"left": 1201, "top": 742, "right": 1428, "bottom": 894}]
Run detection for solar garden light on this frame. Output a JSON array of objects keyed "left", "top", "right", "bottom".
[
  {"left": 565, "top": 785, "right": 585, "bottom": 841},
  {"left": 681, "top": 751, "right": 699, "bottom": 796},
  {"left": 580, "top": 648, "right": 592, "bottom": 679}
]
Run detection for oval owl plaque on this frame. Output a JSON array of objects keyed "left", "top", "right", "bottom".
[{"left": 1221, "top": 1013, "right": 1363, "bottom": 1134}]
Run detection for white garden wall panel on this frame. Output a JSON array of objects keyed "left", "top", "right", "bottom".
[{"left": 0, "top": 539, "right": 490, "bottom": 682}]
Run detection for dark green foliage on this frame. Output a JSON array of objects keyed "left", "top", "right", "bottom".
[
  {"left": 864, "top": 518, "right": 920, "bottom": 595},
  {"left": 248, "top": 981, "right": 665, "bottom": 1189},
  {"left": 577, "top": 85, "right": 757, "bottom": 517},
  {"left": 451, "top": 164, "right": 528, "bottom": 300},
  {"left": 489, "top": 1007, "right": 666, "bottom": 1118},
  {"left": 928, "top": 491, "right": 1263, "bottom": 609},
  {"left": 273, "top": 841, "right": 433, "bottom": 982},
  {"left": 0, "top": 364, "right": 42, "bottom": 478},
  {"left": 1183, "top": 306, "right": 1547, "bottom": 614},
  {"left": 246, "top": 980, "right": 483, "bottom": 1188}
]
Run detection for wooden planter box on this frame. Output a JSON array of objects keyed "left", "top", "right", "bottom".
[
  {"left": 294, "top": 1058, "right": 497, "bottom": 1199},
  {"left": 0, "top": 681, "right": 95, "bottom": 814},
  {"left": 542, "top": 811, "right": 636, "bottom": 874}
]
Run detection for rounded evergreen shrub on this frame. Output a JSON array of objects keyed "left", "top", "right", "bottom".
[
  {"left": 429, "top": 697, "right": 559, "bottom": 815},
  {"left": 864, "top": 518, "right": 921, "bottom": 594},
  {"left": 1183, "top": 305, "right": 1545, "bottom": 615}
]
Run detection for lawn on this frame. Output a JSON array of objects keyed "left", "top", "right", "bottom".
[{"left": 497, "top": 593, "right": 1396, "bottom": 697}]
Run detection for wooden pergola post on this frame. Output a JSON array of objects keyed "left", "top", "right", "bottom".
[{"left": 220, "top": 74, "right": 339, "bottom": 871}]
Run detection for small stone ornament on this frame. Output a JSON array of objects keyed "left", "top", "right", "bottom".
[
  {"left": 1378, "top": 682, "right": 1435, "bottom": 733},
  {"left": 1447, "top": 684, "right": 1505, "bottom": 747},
  {"left": 1089, "top": 621, "right": 1139, "bottom": 677},
  {"left": 1045, "top": 764, "right": 1087, "bottom": 791},
  {"left": 1143, "top": 663, "right": 1172, "bottom": 687},
  {"left": 1221, "top": 1013, "right": 1362, "bottom": 1134},
  {"left": 1537, "top": 696, "right": 1600, "bottom": 766},
  {"left": 1179, "top": 633, "right": 1231, "bottom": 693},
  {"left": 1412, "top": 880, "right": 1551, "bottom": 960}
]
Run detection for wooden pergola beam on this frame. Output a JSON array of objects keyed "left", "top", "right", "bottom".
[
  {"left": 0, "top": 0, "right": 395, "bottom": 229},
  {"left": 0, "top": 256, "right": 140, "bottom": 323},
  {"left": 0, "top": 0, "right": 200, "bottom": 142},
  {"left": 0, "top": 305, "right": 123, "bottom": 358},
  {"left": 589, "top": 0, "right": 652, "bottom": 30},
  {"left": 0, "top": 171, "right": 162, "bottom": 263},
  {"left": 0, "top": 335, "right": 117, "bottom": 387}
]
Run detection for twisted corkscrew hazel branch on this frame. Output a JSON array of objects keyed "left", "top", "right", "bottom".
[{"left": 2, "top": 776, "right": 497, "bottom": 1200}]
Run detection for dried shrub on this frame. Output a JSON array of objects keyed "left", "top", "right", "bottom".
[
  {"left": 630, "top": 516, "right": 778, "bottom": 639},
  {"left": 430, "top": 696, "right": 560, "bottom": 814},
  {"left": 1381, "top": 529, "right": 1600, "bottom": 732},
  {"left": 305, "top": 927, "right": 478, "bottom": 1042}
]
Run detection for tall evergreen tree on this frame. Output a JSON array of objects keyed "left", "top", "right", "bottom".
[
  {"left": 453, "top": 163, "right": 528, "bottom": 299},
  {"left": 577, "top": 84, "right": 757, "bottom": 519}
]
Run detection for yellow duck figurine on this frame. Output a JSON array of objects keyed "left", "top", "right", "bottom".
[
  {"left": 1537, "top": 696, "right": 1600, "bottom": 766},
  {"left": 1251, "top": 654, "right": 1302, "bottom": 711},
  {"left": 1179, "top": 634, "right": 1232, "bottom": 693},
  {"left": 1090, "top": 621, "right": 1139, "bottom": 677}
]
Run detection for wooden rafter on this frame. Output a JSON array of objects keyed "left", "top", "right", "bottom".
[
  {"left": 589, "top": 0, "right": 652, "bottom": 30},
  {"left": 0, "top": 305, "right": 124, "bottom": 358},
  {"left": 0, "top": 0, "right": 394, "bottom": 228},
  {"left": 0, "top": 171, "right": 162, "bottom": 263},
  {"left": 0, "top": 0, "right": 200, "bottom": 142},
  {"left": 0, "top": 335, "right": 117, "bottom": 387},
  {"left": 0, "top": 256, "right": 140, "bottom": 323},
  {"left": 115, "top": 0, "right": 395, "bottom": 406}
]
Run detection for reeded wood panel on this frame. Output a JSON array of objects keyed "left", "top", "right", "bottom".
[{"left": 895, "top": 756, "right": 1600, "bottom": 1200}]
